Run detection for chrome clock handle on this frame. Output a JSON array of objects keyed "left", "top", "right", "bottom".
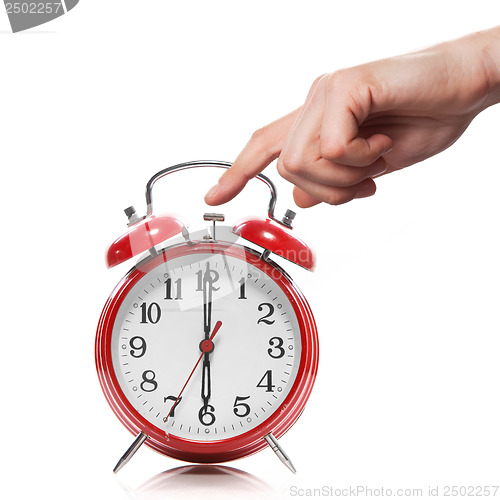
[{"left": 143, "top": 160, "right": 295, "bottom": 228}]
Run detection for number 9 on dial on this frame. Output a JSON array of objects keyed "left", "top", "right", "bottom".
[{"left": 95, "top": 161, "right": 319, "bottom": 473}]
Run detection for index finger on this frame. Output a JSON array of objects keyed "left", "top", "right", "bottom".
[{"left": 204, "top": 108, "right": 300, "bottom": 205}]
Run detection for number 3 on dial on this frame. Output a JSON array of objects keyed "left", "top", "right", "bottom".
[{"left": 96, "top": 241, "right": 318, "bottom": 465}]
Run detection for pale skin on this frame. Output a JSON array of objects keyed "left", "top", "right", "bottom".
[{"left": 205, "top": 27, "right": 500, "bottom": 208}]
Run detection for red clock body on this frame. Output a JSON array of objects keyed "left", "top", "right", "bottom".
[{"left": 96, "top": 241, "right": 318, "bottom": 464}]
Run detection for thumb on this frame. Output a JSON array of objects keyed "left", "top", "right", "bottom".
[{"left": 204, "top": 109, "right": 300, "bottom": 205}]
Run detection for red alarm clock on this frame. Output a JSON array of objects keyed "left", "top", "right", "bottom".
[{"left": 95, "top": 161, "right": 319, "bottom": 473}]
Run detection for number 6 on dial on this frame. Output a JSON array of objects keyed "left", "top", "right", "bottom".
[{"left": 95, "top": 161, "right": 319, "bottom": 473}]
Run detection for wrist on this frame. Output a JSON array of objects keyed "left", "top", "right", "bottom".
[{"left": 474, "top": 27, "right": 500, "bottom": 109}]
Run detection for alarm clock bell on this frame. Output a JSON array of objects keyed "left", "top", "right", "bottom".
[
  {"left": 96, "top": 161, "right": 319, "bottom": 474},
  {"left": 105, "top": 160, "right": 315, "bottom": 272}
]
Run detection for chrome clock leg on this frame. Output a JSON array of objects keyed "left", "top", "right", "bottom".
[
  {"left": 113, "top": 432, "right": 148, "bottom": 474},
  {"left": 264, "top": 432, "right": 296, "bottom": 474}
]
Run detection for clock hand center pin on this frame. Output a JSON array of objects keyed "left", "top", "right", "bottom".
[
  {"left": 113, "top": 320, "right": 222, "bottom": 474},
  {"left": 165, "top": 320, "right": 222, "bottom": 424}
]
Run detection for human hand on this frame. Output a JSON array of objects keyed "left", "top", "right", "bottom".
[{"left": 205, "top": 28, "right": 500, "bottom": 208}]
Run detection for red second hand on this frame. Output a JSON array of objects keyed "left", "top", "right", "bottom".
[{"left": 164, "top": 320, "right": 222, "bottom": 424}]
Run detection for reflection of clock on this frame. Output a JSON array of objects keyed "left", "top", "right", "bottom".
[
  {"left": 95, "top": 161, "right": 319, "bottom": 473},
  {"left": 136, "top": 465, "right": 274, "bottom": 499}
]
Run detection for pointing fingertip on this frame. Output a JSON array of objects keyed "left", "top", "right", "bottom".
[
  {"left": 204, "top": 183, "right": 219, "bottom": 204},
  {"left": 204, "top": 173, "right": 248, "bottom": 206}
]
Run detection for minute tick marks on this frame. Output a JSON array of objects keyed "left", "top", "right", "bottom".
[{"left": 107, "top": 247, "right": 305, "bottom": 446}]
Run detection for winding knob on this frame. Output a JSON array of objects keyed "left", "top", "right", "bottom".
[{"left": 281, "top": 209, "right": 296, "bottom": 228}]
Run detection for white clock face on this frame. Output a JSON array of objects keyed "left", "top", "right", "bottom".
[{"left": 111, "top": 245, "right": 302, "bottom": 441}]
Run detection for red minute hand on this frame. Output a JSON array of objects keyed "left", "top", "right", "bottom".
[{"left": 164, "top": 320, "right": 222, "bottom": 423}]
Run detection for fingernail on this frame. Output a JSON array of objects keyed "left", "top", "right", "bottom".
[
  {"left": 355, "top": 185, "right": 376, "bottom": 199},
  {"left": 205, "top": 184, "right": 219, "bottom": 200},
  {"left": 372, "top": 164, "right": 387, "bottom": 178}
]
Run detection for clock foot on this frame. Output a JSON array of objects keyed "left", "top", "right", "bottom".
[
  {"left": 264, "top": 432, "right": 296, "bottom": 474},
  {"left": 113, "top": 432, "right": 148, "bottom": 474}
]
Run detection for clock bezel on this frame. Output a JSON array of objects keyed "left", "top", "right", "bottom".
[{"left": 96, "top": 241, "right": 319, "bottom": 464}]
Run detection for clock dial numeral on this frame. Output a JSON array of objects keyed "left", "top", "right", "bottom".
[
  {"left": 129, "top": 336, "right": 147, "bottom": 358},
  {"left": 140, "top": 302, "right": 162, "bottom": 324},
  {"left": 164, "top": 395, "right": 183, "bottom": 418},
  {"left": 196, "top": 270, "right": 202, "bottom": 291},
  {"left": 257, "top": 370, "right": 275, "bottom": 392},
  {"left": 196, "top": 268, "right": 220, "bottom": 291},
  {"left": 257, "top": 303, "right": 275, "bottom": 325},
  {"left": 238, "top": 278, "right": 247, "bottom": 299},
  {"left": 268, "top": 337, "right": 285, "bottom": 359},
  {"left": 110, "top": 249, "right": 304, "bottom": 443},
  {"left": 165, "top": 278, "right": 183, "bottom": 300},
  {"left": 140, "top": 370, "right": 158, "bottom": 392},
  {"left": 198, "top": 404, "right": 216, "bottom": 426},
  {"left": 233, "top": 395, "right": 251, "bottom": 417}
]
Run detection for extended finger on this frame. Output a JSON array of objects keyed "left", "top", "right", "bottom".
[{"left": 204, "top": 109, "right": 300, "bottom": 205}]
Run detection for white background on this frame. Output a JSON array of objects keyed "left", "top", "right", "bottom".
[{"left": 1, "top": 1, "right": 499, "bottom": 498}]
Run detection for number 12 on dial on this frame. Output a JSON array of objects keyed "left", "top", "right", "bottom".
[{"left": 97, "top": 242, "right": 318, "bottom": 471}]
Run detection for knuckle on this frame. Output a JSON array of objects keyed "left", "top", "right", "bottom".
[
  {"left": 247, "top": 127, "right": 275, "bottom": 167},
  {"left": 276, "top": 158, "right": 292, "bottom": 180},
  {"left": 249, "top": 127, "right": 266, "bottom": 144},
  {"left": 323, "top": 189, "right": 351, "bottom": 206},
  {"left": 311, "top": 73, "right": 328, "bottom": 89},
  {"left": 280, "top": 151, "right": 303, "bottom": 176},
  {"left": 334, "top": 169, "right": 365, "bottom": 188},
  {"left": 319, "top": 137, "right": 346, "bottom": 161},
  {"left": 324, "top": 191, "right": 343, "bottom": 206},
  {"left": 326, "top": 68, "right": 353, "bottom": 92}
]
